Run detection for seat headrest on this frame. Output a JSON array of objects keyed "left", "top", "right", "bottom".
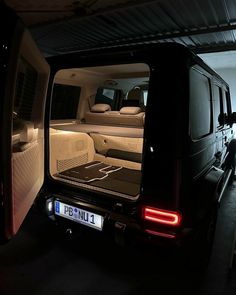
[
  {"left": 120, "top": 106, "right": 141, "bottom": 115},
  {"left": 91, "top": 103, "right": 111, "bottom": 113},
  {"left": 127, "top": 88, "right": 143, "bottom": 101}
]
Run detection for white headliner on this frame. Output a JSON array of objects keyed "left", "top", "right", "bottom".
[{"left": 75, "top": 63, "right": 150, "bottom": 75}]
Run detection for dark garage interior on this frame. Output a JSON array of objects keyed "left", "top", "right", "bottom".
[
  {"left": 0, "top": 186, "right": 235, "bottom": 295},
  {"left": 1, "top": 0, "right": 236, "bottom": 294}
]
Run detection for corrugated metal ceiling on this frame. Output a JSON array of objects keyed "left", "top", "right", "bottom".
[{"left": 6, "top": 0, "right": 236, "bottom": 56}]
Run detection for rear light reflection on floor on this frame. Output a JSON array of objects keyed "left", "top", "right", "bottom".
[{"left": 145, "top": 229, "right": 176, "bottom": 239}]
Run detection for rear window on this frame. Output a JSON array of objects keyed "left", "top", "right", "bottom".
[
  {"left": 189, "top": 68, "right": 212, "bottom": 139},
  {"left": 95, "top": 87, "right": 117, "bottom": 110}
]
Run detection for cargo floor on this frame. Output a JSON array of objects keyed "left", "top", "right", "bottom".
[{"left": 57, "top": 161, "right": 141, "bottom": 197}]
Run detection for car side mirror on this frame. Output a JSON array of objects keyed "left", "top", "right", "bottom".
[{"left": 227, "top": 112, "right": 236, "bottom": 125}]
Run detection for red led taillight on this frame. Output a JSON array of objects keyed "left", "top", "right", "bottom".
[{"left": 143, "top": 207, "right": 182, "bottom": 226}]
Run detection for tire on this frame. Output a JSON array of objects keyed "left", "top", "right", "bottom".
[
  {"left": 182, "top": 206, "right": 218, "bottom": 270},
  {"left": 223, "top": 139, "right": 236, "bottom": 185}
]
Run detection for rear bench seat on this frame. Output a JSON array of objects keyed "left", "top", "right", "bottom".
[{"left": 84, "top": 104, "right": 145, "bottom": 127}]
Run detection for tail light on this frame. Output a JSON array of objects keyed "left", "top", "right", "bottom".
[{"left": 143, "top": 207, "right": 181, "bottom": 226}]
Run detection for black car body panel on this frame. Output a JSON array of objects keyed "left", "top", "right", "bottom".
[{"left": 41, "top": 44, "right": 236, "bottom": 244}]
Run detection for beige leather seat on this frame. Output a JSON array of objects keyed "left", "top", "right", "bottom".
[
  {"left": 84, "top": 104, "right": 144, "bottom": 127},
  {"left": 122, "top": 87, "right": 145, "bottom": 109},
  {"left": 127, "top": 87, "right": 143, "bottom": 101}
]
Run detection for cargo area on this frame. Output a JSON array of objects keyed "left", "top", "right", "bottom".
[{"left": 49, "top": 63, "right": 149, "bottom": 199}]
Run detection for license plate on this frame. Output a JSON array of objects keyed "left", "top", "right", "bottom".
[{"left": 54, "top": 201, "right": 104, "bottom": 231}]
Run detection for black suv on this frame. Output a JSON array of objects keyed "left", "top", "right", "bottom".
[{"left": 1, "top": 3, "right": 236, "bottom": 267}]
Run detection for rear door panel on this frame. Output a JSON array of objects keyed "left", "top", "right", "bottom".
[{"left": 0, "top": 6, "right": 49, "bottom": 241}]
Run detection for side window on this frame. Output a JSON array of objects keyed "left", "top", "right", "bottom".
[
  {"left": 13, "top": 58, "right": 38, "bottom": 133},
  {"left": 51, "top": 84, "right": 81, "bottom": 120},
  {"left": 213, "top": 85, "right": 224, "bottom": 128},
  {"left": 143, "top": 90, "right": 148, "bottom": 106},
  {"left": 189, "top": 68, "right": 212, "bottom": 139},
  {"left": 14, "top": 58, "right": 38, "bottom": 120},
  {"left": 222, "top": 89, "right": 231, "bottom": 120},
  {"left": 95, "top": 87, "right": 117, "bottom": 110}
]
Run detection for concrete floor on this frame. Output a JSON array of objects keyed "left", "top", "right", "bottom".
[{"left": 0, "top": 185, "right": 236, "bottom": 295}]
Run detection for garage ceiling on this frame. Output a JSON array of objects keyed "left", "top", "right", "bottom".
[{"left": 5, "top": 0, "right": 236, "bottom": 56}]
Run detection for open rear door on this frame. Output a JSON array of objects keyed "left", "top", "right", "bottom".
[{"left": 0, "top": 5, "right": 50, "bottom": 242}]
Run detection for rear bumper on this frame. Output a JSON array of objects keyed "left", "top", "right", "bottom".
[{"left": 44, "top": 194, "right": 190, "bottom": 247}]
